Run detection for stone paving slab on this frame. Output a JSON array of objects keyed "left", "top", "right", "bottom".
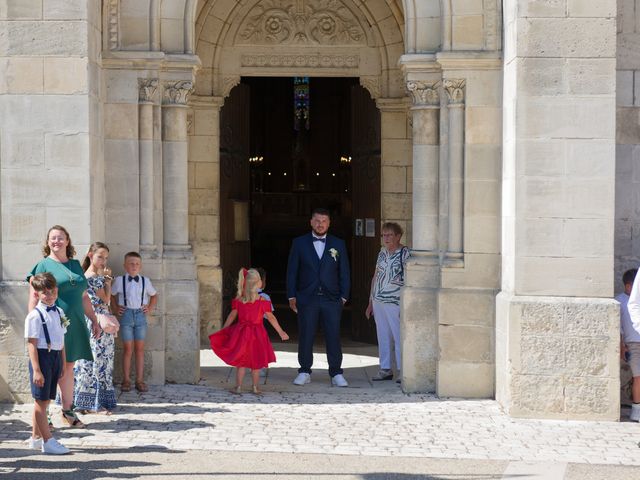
[{"left": 2, "top": 383, "right": 640, "bottom": 467}]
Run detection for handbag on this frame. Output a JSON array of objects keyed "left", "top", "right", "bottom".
[{"left": 97, "top": 313, "right": 120, "bottom": 335}]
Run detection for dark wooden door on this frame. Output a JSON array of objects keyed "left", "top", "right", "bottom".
[
  {"left": 220, "top": 83, "right": 251, "bottom": 317},
  {"left": 350, "top": 85, "right": 381, "bottom": 343}
]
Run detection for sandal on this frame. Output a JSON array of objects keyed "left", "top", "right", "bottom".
[
  {"left": 229, "top": 385, "right": 242, "bottom": 395},
  {"left": 121, "top": 381, "right": 131, "bottom": 392},
  {"left": 135, "top": 381, "right": 148, "bottom": 392},
  {"left": 251, "top": 385, "right": 262, "bottom": 395},
  {"left": 61, "top": 409, "right": 86, "bottom": 429}
]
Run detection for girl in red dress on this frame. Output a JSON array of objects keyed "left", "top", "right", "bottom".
[{"left": 209, "top": 268, "right": 289, "bottom": 394}]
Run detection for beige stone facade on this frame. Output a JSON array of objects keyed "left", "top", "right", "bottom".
[{"left": 0, "top": 0, "right": 633, "bottom": 421}]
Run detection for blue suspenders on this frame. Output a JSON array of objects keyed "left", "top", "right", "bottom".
[
  {"left": 35, "top": 308, "right": 55, "bottom": 352},
  {"left": 122, "top": 276, "right": 145, "bottom": 308}
]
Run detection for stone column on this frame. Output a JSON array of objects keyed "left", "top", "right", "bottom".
[
  {"left": 406, "top": 80, "right": 440, "bottom": 253},
  {"left": 139, "top": 79, "right": 159, "bottom": 253},
  {"left": 399, "top": 56, "right": 442, "bottom": 393},
  {"left": 444, "top": 79, "right": 465, "bottom": 266},
  {"left": 497, "top": 0, "right": 618, "bottom": 420},
  {"left": 162, "top": 80, "right": 192, "bottom": 251},
  {"left": 189, "top": 95, "right": 225, "bottom": 345},
  {"left": 161, "top": 79, "right": 200, "bottom": 383}
]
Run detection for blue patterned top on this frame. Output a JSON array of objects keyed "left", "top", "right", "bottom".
[
  {"left": 372, "top": 246, "right": 410, "bottom": 305},
  {"left": 86, "top": 275, "right": 110, "bottom": 315}
]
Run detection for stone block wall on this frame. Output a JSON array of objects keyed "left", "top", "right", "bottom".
[
  {"left": 0, "top": 0, "right": 103, "bottom": 401},
  {"left": 616, "top": 0, "right": 640, "bottom": 289},
  {"left": 497, "top": 294, "right": 620, "bottom": 420},
  {"left": 497, "top": 0, "right": 619, "bottom": 419},
  {"left": 188, "top": 97, "right": 223, "bottom": 343}
]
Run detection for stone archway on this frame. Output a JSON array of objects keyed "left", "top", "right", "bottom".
[{"left": 188, "top": 0, "right": 412, "bottom": 342}]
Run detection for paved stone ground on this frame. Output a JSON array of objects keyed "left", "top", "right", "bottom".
[{"left": 1, "top": 347, "right": 640, "bottom": 470}]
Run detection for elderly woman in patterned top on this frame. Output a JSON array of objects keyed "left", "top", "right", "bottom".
[{"left": 365, "top": 222, "right": 410, "bottom": 383}]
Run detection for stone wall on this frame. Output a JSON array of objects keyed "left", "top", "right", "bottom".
[
  {"left": 497, "top": 0, "right": 620, "bottom": 420},
  {"left": 616, "top": 0, "right": 640, "bottom": 406},
  {"left": 0, "top": 0, "right": 103, "bottom": 401},
  {"left": 616, "top": 0, "right": 640, "bottom": 287}
]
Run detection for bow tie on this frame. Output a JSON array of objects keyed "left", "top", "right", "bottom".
[
  {"left": 313, "top": 237, "right": 326, "bottom": 243},
  {"left": 128, "top": 275, "right": 140, "bottom": 282},
  {"left": 45, "top": 305, "right": 57, "bottom": 312}
]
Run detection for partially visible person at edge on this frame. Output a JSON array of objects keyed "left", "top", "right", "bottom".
[
  {"left": 74, "top": 242, "right": 117, "bottom": 415},
  {"left": 27, "top": 225, "right": 100, "bottom": 429},
  {"left": 365, "top": 222, "right": 410, "bottom": 383},
  {"left": 621, "top": 268, "right": 640, "bottom": 422}
]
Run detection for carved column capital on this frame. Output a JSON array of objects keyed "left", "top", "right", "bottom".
[
  {"left": 406, "top": 80, "right": 441, "bottom": 106},
  {"left": 444, "top": 79, "right": 466, "bottom": 104},
  {"left": 139, "top": 78, "right": 159, "bottom": 103},
  {"left": 163, "top": 80, "right": 193, "bottom": 106}
]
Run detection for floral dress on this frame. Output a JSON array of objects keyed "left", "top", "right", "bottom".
[{"left": 73, "top": 275, "right": 117, "bottom": 411}]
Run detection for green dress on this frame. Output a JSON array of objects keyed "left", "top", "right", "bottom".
[{"left": 28, "top": 257, "right": 93, "bottom": 362}]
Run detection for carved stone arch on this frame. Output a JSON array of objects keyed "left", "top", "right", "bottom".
[{"left": 194, "top": 0, "right": 407, "bottom": 97}]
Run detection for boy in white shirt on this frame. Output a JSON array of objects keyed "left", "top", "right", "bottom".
[
  {"left": 111, "top": 251, "right": 158, "bottom": 393},
  {"left": 622, "top": 268, "right": 640, "bottom": 421},
  {"left": 24, "top": 273, "right": 70, "bottom": 454}
]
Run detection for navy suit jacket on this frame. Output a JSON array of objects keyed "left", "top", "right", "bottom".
[{"left": 286, "top": 233, "right": 350, "bottom": 305}]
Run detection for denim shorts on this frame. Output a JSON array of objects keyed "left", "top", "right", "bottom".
[
  {"left": 120, "top": 308, "right": 147, "bottom": 342},
  {"left": 29, "top": 349, "right": 62, "bottom": 401}
]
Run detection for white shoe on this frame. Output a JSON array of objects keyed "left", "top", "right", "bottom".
[
  {"left": 331, "top": 374, "right": 349, "bottom": 387},
  {"left": 42, "top": 437, "right": 70, "bottom": 455},
  {"left": 25, "top": 437, "right": 42, "bottom": 450},
  {"left": 293, "top": 373, "right": 311, "bottom": 385},
  {"left": 630, "top": 404, "right": 640, "bottom": 422}
]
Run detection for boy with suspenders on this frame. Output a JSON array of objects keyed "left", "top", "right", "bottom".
[
  {"left": 111, "top": 252, "right": 158, "bottom": 393},
  {"left": 24, "top": 273, "right": 70, "bottom": 454}
]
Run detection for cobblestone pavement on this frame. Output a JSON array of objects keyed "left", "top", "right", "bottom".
[{"left": 1, "top": 348, "right": 639, "bottom": 469}]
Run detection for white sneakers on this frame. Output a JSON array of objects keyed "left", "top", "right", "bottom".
[
  {"left": 42, "top": 437, "right": 70, "bottom": 455},
  {"left": 331, "top": 374, "right": 349, "bottom": 387},
  {"left": 630, "top": 403, "right": 640, "bottom": 422},
  {"left": 293, "top": 372, "right": 311, "bottom": 385},
  {"left": 293, "top": 372, "right": 349, "bottom": 387},
  {"left": 25, "top": 437, "right": 43, "bottom": 450}
]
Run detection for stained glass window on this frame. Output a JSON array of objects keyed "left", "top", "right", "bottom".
[{"left": 294, "top": 77, "right": 310, "bottom": 130}]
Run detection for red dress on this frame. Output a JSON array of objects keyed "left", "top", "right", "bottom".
[{"left": 209, "top": 298, "right": 275, "bottom": 369}]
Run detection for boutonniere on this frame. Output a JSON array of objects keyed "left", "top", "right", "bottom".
[
  {"left": 60, "top": 314, "right": 71, "bottom": 329},
  {"left": 329, "top": 248, "right": 338, "bottom": 262}
]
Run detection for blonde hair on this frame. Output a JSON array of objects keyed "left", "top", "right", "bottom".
[{"left": 236, "top": 268, "right": 261, "bottom": 303}]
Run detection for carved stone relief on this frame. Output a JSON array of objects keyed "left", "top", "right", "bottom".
[
  {"left": 359, "top": 76, "right": 381, "bottom": 99},
  {"left": 163, "top": 80, "right": 193, "bottom": 105},
  {"left": 237, "top": 0, "right": 366, "bottom": 46},
  {"left": 222, "top": 76, "right": 241, "bottom": 98},
  {"left": 241, "top": 53, "right": 359, "bottom": 68},
  {"left": 406, "top": 81, "right": 441, "bottom": 106},
  {"left": 108, "top": 0, "right": 119, "bottom": 50},
  {"left": 443, "top": 79, "right": 466, "bottom": 104},
  {"left": 139, "top": 78, "right": 159, "bottom": 103}
]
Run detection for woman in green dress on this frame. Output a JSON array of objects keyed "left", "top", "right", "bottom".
[{"left": 28, "top": 225, "right": 100, "bottom": 428}]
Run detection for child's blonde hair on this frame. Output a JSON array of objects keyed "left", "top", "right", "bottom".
[{"left": 236, "top": 268, "right": 260, "bottom": 303}]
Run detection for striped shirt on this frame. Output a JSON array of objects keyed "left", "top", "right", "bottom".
[{"left": 372, "top": 246, "right": 410, "bottom": 305}]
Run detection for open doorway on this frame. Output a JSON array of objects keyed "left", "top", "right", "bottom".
[{"left": 219, "top": 77, "right": 381, "bottom": 344}]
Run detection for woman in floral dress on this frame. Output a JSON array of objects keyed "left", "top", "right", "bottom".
[{"left": 73, "top": 242, "right": 117, "bottom": 414}]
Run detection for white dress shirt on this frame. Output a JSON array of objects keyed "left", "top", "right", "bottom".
[
  {"left": 312, "top": 234, "right": 326, "bottom": 259},
  {"left": 111, "top": 275, "right": 157, "bottom": 309},
  {"left": 24, "top": 301, "right": 67, "bottom": 350},
  {"left": 625, "top": 278, "right": 640, "bottom": 342}
]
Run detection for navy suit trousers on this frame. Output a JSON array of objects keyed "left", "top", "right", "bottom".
[{"left": 297, "top": 295, "right": 343, "bottom": 377}]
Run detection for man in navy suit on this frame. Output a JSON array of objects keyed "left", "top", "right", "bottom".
[{"left": 287, "top": 208, "right": 351, "bottom": 387}]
